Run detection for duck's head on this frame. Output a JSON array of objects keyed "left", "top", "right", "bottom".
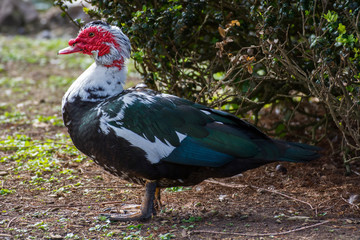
[{"left": 58, "top": 21, "right": 131, "bottom": 67}]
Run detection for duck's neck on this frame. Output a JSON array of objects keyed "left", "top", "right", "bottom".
[{"left": 63, "top": 61, "right": 127, "bottom": 106}]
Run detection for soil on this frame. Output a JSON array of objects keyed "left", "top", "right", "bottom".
[
  {"left": 1, "top": 154, "right": 360, "bottom": 239},
  {"left": 0, "top": 35, "right": 359, "bottom": 240}
]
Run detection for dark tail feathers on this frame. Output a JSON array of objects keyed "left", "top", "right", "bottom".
[{"left": 275, "top": 140, "right": 322, "bottom": 163}]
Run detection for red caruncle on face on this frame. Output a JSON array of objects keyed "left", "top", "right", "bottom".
[{"left": 68, "top": 26, "right": 120, "bottom": 57}]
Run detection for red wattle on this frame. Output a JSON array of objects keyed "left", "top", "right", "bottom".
[{"left": 104, "top": 58, "right": 124, "bottom": 70}]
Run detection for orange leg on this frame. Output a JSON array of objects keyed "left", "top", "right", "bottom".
[{"left": 154, "top": 187, "right": 162, "bottom": 213}]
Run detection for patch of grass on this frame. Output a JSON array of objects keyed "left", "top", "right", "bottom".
[
  {"left": 180, "top": 224, "right": 195, "bottom": 230},
  {"left": 0, "top": 188, "right": 15, "bottom": 195},
  {"left": 318, "top": 212, "right": 327, "bottom": 217},
  {"left": 32, "top": 221, "right": 48, "bottom": 231},
  {"left": 47, "top": 75, "right": 75, "bottom": 88},
  {"left": 122, "top": 230, "right": 142, "bottom": 239},
  {"left": 0, "top": 111, "right": 29, "bottom": 124},
  {"left": 182, "top": 216, "right": 202, "bottom": 223},
  {"left": 274, "top": 213, "right": 286, "bottom": 219},
  {"left": 159, "top": 232, "right": 176, "bottom": 239},
  {"left": 64, "top": 233, "right": 81, "bottom": 239},
  {"left": 165, "top": 186, "right": 191, "bottom": 192},
  {"left": 34, "top": 114, "right": 63, "bottom": 126},
  {"left": 127, "top": 224, "right": 144, "bottom": 230},
  {"left": 0, "top": 76, "right": 35, "bottom": 89},
  {"left": 0, "top": 133, "right": 85, "bottom": 190},
  {"left": 0, "top": 103, "right": 9, "bottom": 111},
  {"left": 0, "top": 36, "right": 92, "bottom": 69},
  {"left": 89, "top": 221, "right": 110, "bottom": 232}
]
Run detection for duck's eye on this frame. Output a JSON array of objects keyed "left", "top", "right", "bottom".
[{"left": 89, "top": 32, "right": 95, "bottom": 37}]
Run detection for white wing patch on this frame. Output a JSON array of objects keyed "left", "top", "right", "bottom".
[
  {"left": 112, "top": 127, "right": 186, "bottom": 164},
  {"left": 98, "top": 92, "right": 187, "bottom": 164},
  {"left": 200, "top": 110, "right": 211, "bottom": 115}
]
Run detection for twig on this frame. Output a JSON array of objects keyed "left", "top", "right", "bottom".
[
  {"left": 205, "top": 179, "right": 248, "bottom": 188},
  {"left": 30, "top": 201, "right": 126, "bottom": 209},
  {"left": 57, "top": 4, "right": 81, "bottom": 29},
  {"left": 6, "top": 217, "right": 16, "bottom": 228},
  {"left": 0, "top": 141, "right": 73, "bottom": 150},
  {"left": 191, "top": 219, "right": 333, "bottom": 237},
  {"left": 0, "top": 233, "right": 12, "bottom": 237},
  {"left": 205, "top": 179, "right": 315, "bottom": 211},
  {"left": 75, "top": 185, "right": 142, "bottom": 189}
]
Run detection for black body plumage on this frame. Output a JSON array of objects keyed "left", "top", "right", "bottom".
[{"left": 63, "top": 86, "right": 320, "bottom": 188}]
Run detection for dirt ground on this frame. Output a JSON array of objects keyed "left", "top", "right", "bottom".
[
  {"left": 1, "top": 153, "right": 360, "bottom": 239},
  {"left": 0, "top": 35, "right": 359, "bottom": 239}
]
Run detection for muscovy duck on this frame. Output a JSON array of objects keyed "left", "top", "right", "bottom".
[{"left": 59, "top": 21, "right": 321, "bottom": 221}]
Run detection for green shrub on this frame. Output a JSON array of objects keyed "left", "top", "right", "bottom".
[{"left": 55, "top": 0, "right": 360, "bottom": 168}]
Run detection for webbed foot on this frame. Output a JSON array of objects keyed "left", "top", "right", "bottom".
[{"left": 102, "top": 181, "right": 159, "bottom": 221}]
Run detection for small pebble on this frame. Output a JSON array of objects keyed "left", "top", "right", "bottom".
[
  {"left": 218, "top": 194, "right": 227, "bottom": 201},
  {"left": 348, "top": 194, "right": 359, "bottom": 204},
  {"left": 275, "top": 164, "right": 287, "bottom": 174},
  {"left": 287, "top": 216, "right": 310, "bottom": 221},
  {"left": 47, "top": 233, "right": 63, "bottom": 240}
]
